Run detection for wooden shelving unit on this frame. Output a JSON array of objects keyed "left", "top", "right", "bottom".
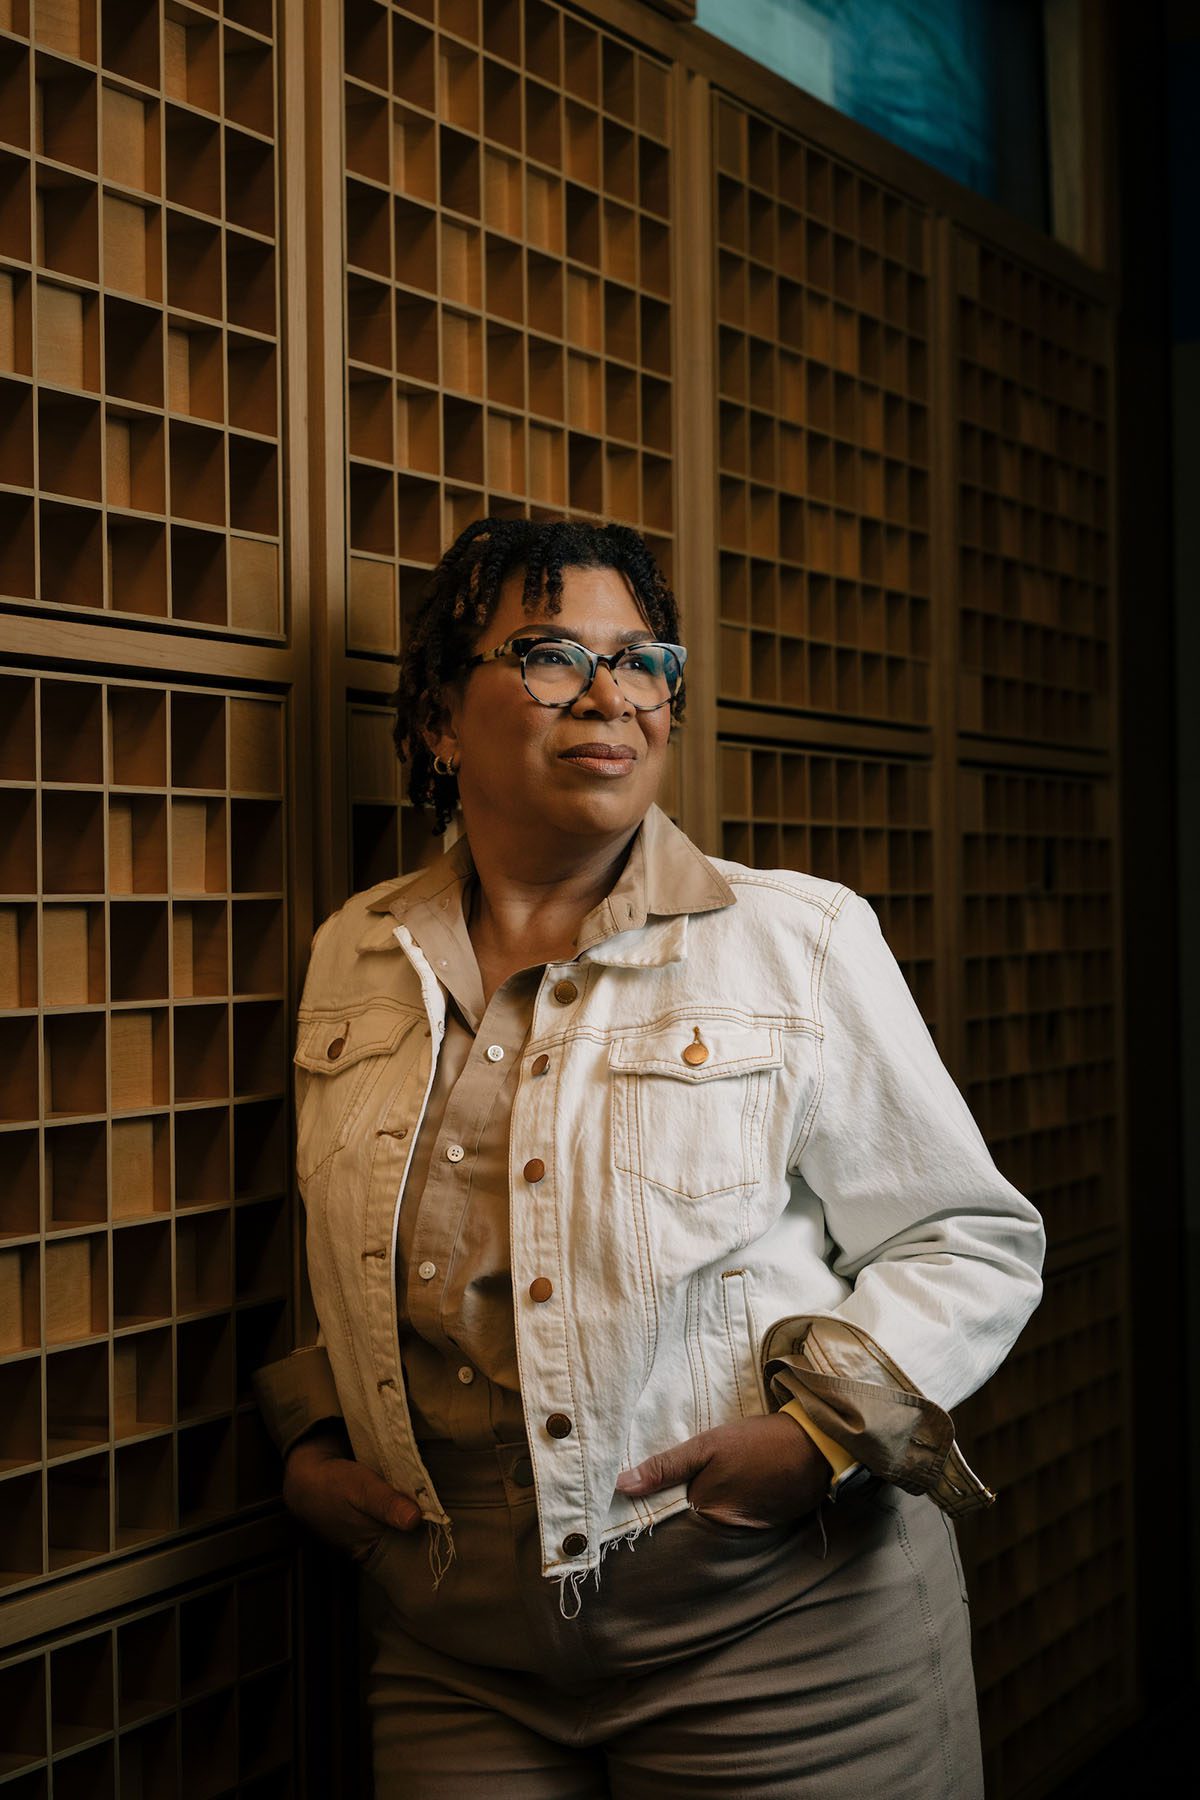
[{"left": 340, "top": 0, "right": 676, "bottom": 675}]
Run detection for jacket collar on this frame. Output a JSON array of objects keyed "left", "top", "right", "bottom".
[{"left": 353, "top": 805, "right": 734, "bottom": 968}]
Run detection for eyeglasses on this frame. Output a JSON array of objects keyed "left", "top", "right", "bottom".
[{"left": 461, "top": 635, "right": 687, "bottom": 711}]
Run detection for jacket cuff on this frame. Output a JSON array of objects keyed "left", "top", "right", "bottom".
[
  {"left": 252, "top": 1345, "right": 345, "bottom": 1459},
  {"left": 764, "top": 1318, "right": 996, "bottom": 1518}
]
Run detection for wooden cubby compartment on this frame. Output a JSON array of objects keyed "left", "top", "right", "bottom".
[
  {"left": 113, "top": 1326, "right": 171, "bottom": 1438},
  {"left": 108, "top": 685, "right": 166, "bottom": 786},
  {"left": 46, "top": 1340, "right": 109, "bottom": 1454},
  {"left": 0, "top": 1353, "right": 41, "bottom": 1469},
  {"left": 173, "top": 1001, "right": 230, "bottom": 1102},
  {"left": 170, "top": 691, "right": 226, "bottom": 790},
  {"left": 177, "top": 1310, "right": 232, "bottom": 1421},
  {"left": 0, "top": 1127, "right": 40, "bottom": 1238},
  {"left": 108, "top": 792, "right": 168, "bottom": 893},
  {"left": 118, "top": 1609, "right": 178, "bottom": 1725},
  {"left": 174, "top": 1103, "right": 230, "bottom": 1209},
  {"left": 107, "top": 513, "right": 168, "bottom": 614},
  {"left": 229, "top": 798, "right": 281, "bottom": 892},
  {"left": 0, "top": 1240, "right": 40, "bottom": 1347},
  {"left": 228, "top": 696, "right": 281, "bottom": 796},
  {"left": 231, "top": 998, "right": 283, "bottom": 1096},
  {"left": 231, "top": 898, "right": 283, "bottom": 994},
  {"left": 233, "top": 1096, "right": 284, "bottom": 1201},
  {"left": 163, "top": 2, "right": 219, "bottom": 112},
  {"left": 111, "top": 1112, "right": 170, "bottom": 1217},
  {"left": 101, "top": 81, "right": 158, "bottom": 194},
  {"left": 44, "top": 1231, "right": 107, "bottom": 1342},
  {"left": 170, "top": 522, "right": 227, "bottom": 624},
  {"left": 0, "top": 375, "right": 34, "bottom": 489},
  {"left": 104, "top": 294, "right": 163, "bottom": 409},
  {"left": 116, "top": 1431, "right": 175, "bottom": 1544},
  {"left": 171, "top": 795, "right": 227, "bottom": 893},
  {"left": 227, "top": 433, "right": 277, "bottom": 536},
  {"left": 105, "top": 406, "right": 166, "bottom": 511},
  {"left": 50, "top": 1629, "right": 113, "bottom": 1749},
  {"left": 113, "top": 1218, "right": 171, "bottom": 1326},
  {"left": 168, "top": 320, "right": 223, "bottom": 421},
  {"left": 234, "top": 1196, "right": 285, "bottom": 1303},
  {"left": 225, "top": 228, "right": 276, "bottom": 334},
  {"left": 0, "top": 1015, "right": 36, "bottom": 1123},
  {"left": 226, "top": 332, "right": 276, "bottom": 434},
  {"left": 109, "top": 899, "right": 169, "bottom": 1001},
  {"left": 39, "top": 499, "right": 104, "bottom": 607},
  {"left": 110, "top": 1006, "right": 168, "bottom": 1111},
  {"left": 176, "top": 1209, "right": 231, "bottom": 1314},
  {"left": 172, "top": 898, "right": 228, "bottom": 998},
  {"left": 47, "top": 1448, "right": 110, "bottom": 1568},
  {"left": 44, "top": 1009, "right": 106, "bottom": 1115},
  {"left": 36, "top": 169, "right": 99, "bottom": 284},
  {"left": 178, "top": 1416, "right": 233, "bottom": 1525},
  {"left": 0, "top": 902, "right": 38, "bottom": 1007},
  {"left": 38, "top": 388, "right": 102, "bottom": 501},
  {"left": 224, "top": 124, "right": 274, "bottom": 238},
  {"left": 45, "top": 1119, "right": 107, "bottom": 1225},
  {"left": 166, "top": 211, "right": 222, "bottom": 319},
  {"left": 234, "top": 1297, "right": 286, "bottom": 1401},
  {"left": 0, "top": 492, "right": 34, "bottom": 600}
]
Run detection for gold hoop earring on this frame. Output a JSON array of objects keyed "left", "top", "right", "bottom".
[{"left": 432, "top": 753, "right": 460, "bottom": 777}]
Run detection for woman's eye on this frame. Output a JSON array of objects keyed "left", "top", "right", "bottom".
[
  {"left": 620, "top": 649, "right": 658, "bottom": 673},
  {"left": 526, "top": 645, "right": 574, "bottom": 666}
]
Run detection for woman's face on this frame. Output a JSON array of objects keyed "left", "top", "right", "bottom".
[{"left": 427, "top": 564, "right": 674, "bottom": 852}]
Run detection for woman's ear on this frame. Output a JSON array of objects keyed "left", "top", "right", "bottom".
[{"left": 419, "top": 693, "right": 461, "bottom": 770}]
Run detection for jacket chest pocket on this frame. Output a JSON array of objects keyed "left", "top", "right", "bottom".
[
  {"left": 609, "top": 1021, "right": 782, "bottom": 1200},
  {"left": 293, "top": 1002, "right": 423, "bottom": 1182}
]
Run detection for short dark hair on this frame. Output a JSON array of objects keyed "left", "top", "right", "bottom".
[{"left": 391, "top": 517, "right": 684, "bottom": 832}]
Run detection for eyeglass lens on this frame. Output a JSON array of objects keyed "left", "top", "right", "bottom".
[{"left": 522, "top": 641, "right": 682, "bottom": 709}]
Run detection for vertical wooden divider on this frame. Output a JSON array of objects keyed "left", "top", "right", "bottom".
[{"left": 671, "top": 60, "right": 718, "bottom": 853}]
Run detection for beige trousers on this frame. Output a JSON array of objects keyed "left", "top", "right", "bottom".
[{"left": 361, "top": 1441, "right": 984, "bottom": 1799}]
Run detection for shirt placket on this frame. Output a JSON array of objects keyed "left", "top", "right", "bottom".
[{"left": 403, "top": 975, "right": 534, "bottom": 1441}]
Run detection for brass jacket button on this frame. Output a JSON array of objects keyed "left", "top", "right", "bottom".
[
  {"left": 529, "top": 1277, "right": 553, "bottom": 1303},
  {"left": 523, "top": 1158, "right": 546, "bottom": 1182},
  {"left": 546, "top": 1412, "right": 572, "bottom": 1438},
  {"left": 511, "top": 1455, "right": 535, "bottom": 1489},
  {"left": 531, "top": 1053, "right": 550, "bottom": 1075},
  {"left": 326, "top": 1036, "right": 346, "bottom": 1059},
  {"left": 552, "top": 979, "right": 578, "bottom": 1004},
  {"left": 562, "top": 1532, "right": 588, "bottom": 1557}
]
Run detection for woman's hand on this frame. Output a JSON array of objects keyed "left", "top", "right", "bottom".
[
  {"left": 282, "top": 1427, "right": 424, "bottom": 1562},
  {"left": 614, "top": 1413, "right": 832, "bottom": 1528}
]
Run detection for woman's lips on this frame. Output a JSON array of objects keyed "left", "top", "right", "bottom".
[{"left": 558, "top": 744, "right": 637, "bottom": 777}]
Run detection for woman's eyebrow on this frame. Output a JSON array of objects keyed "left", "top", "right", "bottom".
[{"left": 525, "top": 625, "right": 653, "bottom": 646}]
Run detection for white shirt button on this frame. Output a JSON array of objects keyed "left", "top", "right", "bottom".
[
  {"left": 485, "top": 1044, "right": 505, "bottom": 1062},
  {"left": 457, "top": 1365, "right": 475, "bottom": 1385},
  {"left": 418, "top": 1260, "right": 437, "bottom": 1281},
  {"left": 446, "top": 1143, "right": 465, "bottom": 1163}
]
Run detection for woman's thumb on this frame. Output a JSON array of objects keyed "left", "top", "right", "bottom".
[{"left": 356, "top": 1466, "right": 422, "bottom": 1531}]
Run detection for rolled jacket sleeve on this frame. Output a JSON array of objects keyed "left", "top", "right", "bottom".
[
  {"left": 769, "top": 892, "right": 1046, "bottom": 1515},
  {"left": 252, "top": 1336, "right": 345, "bottom": 1460}
]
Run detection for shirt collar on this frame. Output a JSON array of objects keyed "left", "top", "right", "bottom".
[{"left": 353, "top": 805, "right": 734, "bottom": 969}]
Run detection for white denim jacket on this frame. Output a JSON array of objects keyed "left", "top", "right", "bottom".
[{"left": 255, "top": 806, "right": 1045, "bottom": 1585}]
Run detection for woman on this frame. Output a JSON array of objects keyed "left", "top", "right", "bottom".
[{"left": 255, "top": 518, "right": 1045, "bottom": 1798}]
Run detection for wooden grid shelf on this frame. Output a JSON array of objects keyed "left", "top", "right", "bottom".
[
  {"left": 954, "top": 1252, "right": 1133, "bottom": 1796},
  {"left": 342, "top": 0, "right": 676, "bottom": 660},
  {"left": 959, "top": 762, "right": 1118, "bottom": 1254},
  {"left": 718, "top": 737, "right": 936, "bottom": 1023},
  {"left": 0, "top": 1560, "right": 295, "bottom": 1796},
  {"left": 955, "top": 234, "right": 1111, "bottom": 748},
  {"left": 347, "top": 696, "right": 449, "bottom": 891},
  {"left": 0, "top": 0, "right": 285, "bottom": 635},
  {"left": 712, "top": 93, "right": 932, "bottom": 723},
  {"left": 0, "top": 666, "right": 291, "bottom": 1591}
]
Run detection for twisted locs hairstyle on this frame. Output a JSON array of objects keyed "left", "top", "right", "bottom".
[{"left": 392, "top": 518, "right": 685, "bottom": 833}]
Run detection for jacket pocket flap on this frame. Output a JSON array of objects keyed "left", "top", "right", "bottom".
[
  {"left": 294, "top": 1002, "right": 421, "bottom": 1074},
  {"left": 609, "top": 1021, "right": 781, "bottom": 1082}
]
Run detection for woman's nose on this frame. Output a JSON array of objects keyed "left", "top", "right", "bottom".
[{"left": 571, "top": 663, "right": 632, "bottom": 719}]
